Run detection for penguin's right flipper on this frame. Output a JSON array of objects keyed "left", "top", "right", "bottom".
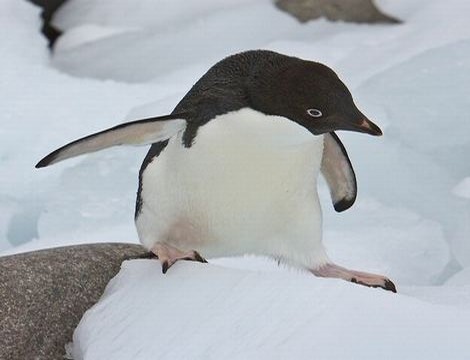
[
  {"left": 321, "top": 132, "right": 357, "bottom": 212},
  {"left": 35, "top": 114, "right": 187, "bottom": 168}
]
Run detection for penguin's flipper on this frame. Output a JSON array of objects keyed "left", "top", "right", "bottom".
[
  {"left": 35, "top": 114, "right": 187, "bottom": 168},
  {"left": 321, "top": 132, "right": 357, "bottom": 212}
]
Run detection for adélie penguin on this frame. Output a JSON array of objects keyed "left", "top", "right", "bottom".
[{"left": 36, "top": 50, "right": 396, "bottom": 292}]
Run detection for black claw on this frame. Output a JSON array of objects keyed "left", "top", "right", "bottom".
[
  {"left": 194, "top": 252, "right": 208, "bottom": 263},
  {"left": 161, "top": 261, "right": 169, "bottom": 274},
  {"left": 350, "top": 277, "right": 397, "bottom": 293},
  {"left": 135, "top": 251, "right": 157, "bottom": 260},
  {"left": 384, "top": 279, "right": 397, "bottom": 293}
]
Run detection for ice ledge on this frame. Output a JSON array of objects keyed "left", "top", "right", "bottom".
[{"left": 74, "top": 259, "right": 470, "bottom": 360}]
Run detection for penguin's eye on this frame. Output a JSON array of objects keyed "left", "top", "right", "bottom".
[{"left": 307, "top": 108, "right": 323, "bottom": 118}]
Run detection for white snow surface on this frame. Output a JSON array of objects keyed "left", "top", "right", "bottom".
[
  {"left": 453, "top": 177, "right": 470, "bottom": 200},
  {"left": 1, "top": 0, "right": 470, "bottom": 358},
  {"left": 73, "top": 260, "right": 470, "bottom": 360}
]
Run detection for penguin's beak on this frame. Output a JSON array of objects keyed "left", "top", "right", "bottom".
[
  {"left": 303, "top": 113, "right": 383, "bottom": 137},
  {"left": 352, "top": 117, "right": 383, "bottom": 136}
]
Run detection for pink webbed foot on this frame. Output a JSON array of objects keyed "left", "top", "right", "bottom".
[
  {"left": 311, "top": 263, "right": 397, "bottom": 293},
  {"left": 151, "top": 243, "right": 208, "bottom": 274}
]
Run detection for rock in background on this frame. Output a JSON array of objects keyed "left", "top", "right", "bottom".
[
  {"left": 275, "top": 0, "right": 400, "bottom": 24},
  {"left": 28, "top": 0, "right": 68, "bottom": 46}
]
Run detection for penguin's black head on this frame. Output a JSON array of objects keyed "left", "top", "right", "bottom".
[{"left": 248, "top": 53, "right": 382, "bottom": 137}]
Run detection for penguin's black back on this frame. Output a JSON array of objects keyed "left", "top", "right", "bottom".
[{"left": 175, "top": 51, "right": 293, "bottom": 121}]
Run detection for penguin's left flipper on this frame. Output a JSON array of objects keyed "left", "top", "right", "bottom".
[
  {"left": 321, "top": 132, "right": 357, "bottom": 212},
  {"left": 35, "top": 114, "right": 187, "bottom": 168}
]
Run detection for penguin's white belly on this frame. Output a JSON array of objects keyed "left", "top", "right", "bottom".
[{"left": 136, "top": 108, "right": 327, "bottom": 267}]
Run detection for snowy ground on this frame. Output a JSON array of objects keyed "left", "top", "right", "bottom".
[{"left": 1, "top": 0, "right": 470, "bottom": 359}]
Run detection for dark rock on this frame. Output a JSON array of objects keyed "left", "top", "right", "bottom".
[
  {"left": 275, "top": 0, "right": 401, "bottom": 24},
  {"left": 0, "top": 243, "right": 150, "bottom": 360},
  {"left": 28, "top": 0, "right": 68, "bottom": 48}
]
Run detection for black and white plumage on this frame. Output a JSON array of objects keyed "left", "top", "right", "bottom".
[{"left": 37, "top": 50, "right": 395, "bottom": 292}]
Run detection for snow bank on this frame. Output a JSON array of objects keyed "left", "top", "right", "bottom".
[
  {"left": 73, "top": 260, "right": 470, "bottom": 360},
  {"left": 446, "top": 267, "right": 470, "bottom": 286},
  {"left": 0, "top": 0, "right": 176, "bottom": 253},
  {"left": 52, "top": 0, "right": 298, "bottom": 82},
  {"left": 454, "top": 178, "right": 470, "bottom": 200},
  {"left": 355, "top": 41, "right": 470, "bottom": 267}
]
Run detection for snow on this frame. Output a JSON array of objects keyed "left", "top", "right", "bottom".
[
  {"left": 73, "top": 260, "right": 470, "bottom": 360},
  {"left": 1, "top": 0, "right": 470, "bottom": 358},
  {"left": 453, "top": 178, "right": 470, "bottom": 200},
  {"left": 51, "top": 0, "right": 299, "bottom": 82},
  {"left": 446, "top": 267, "right": 470, "bottom": 286}
]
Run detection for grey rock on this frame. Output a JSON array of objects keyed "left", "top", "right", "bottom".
[
  {"left": 0, "top": 243, "right": 150, "bottom": 360},
  {"left": 275, "top": 0, "right": 401, "bottom": 24}
]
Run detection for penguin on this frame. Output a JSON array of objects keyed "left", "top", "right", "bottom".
[{"left": 36, "top": 50, "right": 396, "bottom": 292}]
